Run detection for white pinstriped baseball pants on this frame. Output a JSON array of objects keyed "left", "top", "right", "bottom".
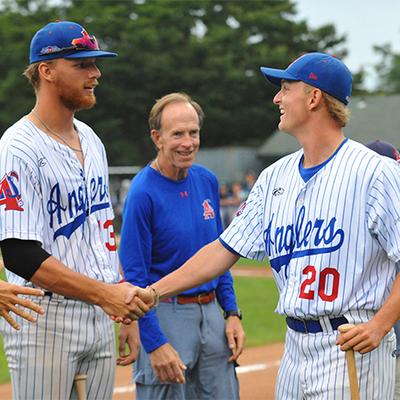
[
  {"left": 276, "top": 322, "right": 396, "bottom": 399},
  {"left": 1, "top": 294, "right": 115, "bottom": 400}
]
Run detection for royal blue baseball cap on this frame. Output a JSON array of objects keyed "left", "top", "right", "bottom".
[
  {"left": 365, "top": 140, "right": 400, "bottom": 161},
  {"left": 260, "top": 52, "right": 352, "bottom": 105},
  {"left": 29, "top": 21, "right": 117, "bottom": 64}
]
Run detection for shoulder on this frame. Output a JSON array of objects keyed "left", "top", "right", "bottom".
[
  {"left": 74, "top": 118, "right": 105, "bottom": 149},
  {"left": 190, "top": 164, "right": 219, "bottom": 184},
  {"left": 126, "top": 166, "right": 155, "bottom": 197},
  {"left": 259, "top": 150, "right": 303, "bottom": 179},
  {"left": 0, "top": 118, "right": 40, "bottom": 163},
  {"left": 344, "top": 139, "right": 390, "bottom": 175}
]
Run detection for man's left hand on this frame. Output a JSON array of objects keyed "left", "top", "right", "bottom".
[{"left": 225, "top": 316, "right": 245, "bottom": 362}]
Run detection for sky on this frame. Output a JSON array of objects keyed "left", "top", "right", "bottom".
[{"left": 295, "top": 0, "right": 400, "bottom": 89}]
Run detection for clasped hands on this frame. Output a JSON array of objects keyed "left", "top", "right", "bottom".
[{"left": 109, "top": 283, "right": 157, "bottom": 324}]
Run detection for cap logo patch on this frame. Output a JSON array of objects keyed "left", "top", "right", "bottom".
[{"left": 309, "top": 72, "right": 318, "bottom": 80}]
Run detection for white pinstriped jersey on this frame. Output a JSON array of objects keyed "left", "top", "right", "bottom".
[
  {"left": 221, "top": 139, "right": 400, "bottom": 319},
  {"left": 0, "top": 117, "right": 119, "bottom": 286}
]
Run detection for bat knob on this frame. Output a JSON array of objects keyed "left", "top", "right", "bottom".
[{"left": 338, "top": 323, "right": 355, "bottom": 334}]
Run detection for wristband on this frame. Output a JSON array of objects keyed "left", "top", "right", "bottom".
[{"left": 146, "top": 285, "right": 160, "bottom": 307}]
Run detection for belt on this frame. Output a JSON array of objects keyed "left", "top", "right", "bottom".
[
  {"left": 286, "top": 316, "right": 348, "bottom": 334},
  {"left": 44, "top": 292, "right": 72, "bottom": 300},
  {"left": 161, "top": 291, "right": 216, "bottom": 305}
]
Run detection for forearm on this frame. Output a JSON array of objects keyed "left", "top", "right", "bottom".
[
  {"left": 31, "top": 256, "right": 109, "bottom": 306},
  {"left": 152, "top": 239, "right": 239, "bottom": 298}
]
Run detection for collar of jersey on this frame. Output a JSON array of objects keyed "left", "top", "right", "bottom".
[{"left": 299, "top": 137, "right": 349, "bottom": 183}]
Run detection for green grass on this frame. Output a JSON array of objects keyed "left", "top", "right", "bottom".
[
  {"left": 0, "top": 275, "right": 284, "bottom": 384},
  {"left": 234, "top": 276, "right": 285, "bottom": 347},
  {"left": 235, "top": 257, "right": 270, "bottom": 268},
  {"left": 0, "top": 337, "right": 8, "bottom": 383}
]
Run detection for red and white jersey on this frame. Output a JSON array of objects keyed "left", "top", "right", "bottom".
[
  {"left": 0, "top": 117, "right": 119, "bottom": 286},
  {"left": 221, "top": 139, "right": 400, "bottom": 319}
]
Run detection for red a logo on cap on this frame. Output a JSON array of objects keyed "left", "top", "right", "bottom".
[
  {"left": 309, "top": 72, "right": 318, "bottom": 80},
  {"left": 0, "top": 172, "right": 24, "bottom": 211}
]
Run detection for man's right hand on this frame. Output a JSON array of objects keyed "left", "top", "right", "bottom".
[
  {"left": 0, "top": 281, "right": 45, "bottom": 330},
  {"left": 117, "top": 321, "right": 140, "bottom": 366},
  {"left": 100, "top": 282, "right": 153, "bottom": 322},
  {"left": 150, "top": 343, "right": 187, "bottom": 384}
]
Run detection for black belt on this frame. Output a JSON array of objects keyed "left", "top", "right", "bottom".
[
  {"left": 44, "top": 292, "right": 72, "bottom": 300},
  {"left": 286, "top": 316, "right": 348, "bottom": 333}
]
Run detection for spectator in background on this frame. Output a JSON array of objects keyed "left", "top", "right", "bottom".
[
  {"left": 219, "top": 182, "right": 232, "bottom": 229},
  {"left": 365, "top": 139, "right": 400, "bottom": 400},
  {"left": 241, "top": 169, "right": 257, "bottom": 199}
]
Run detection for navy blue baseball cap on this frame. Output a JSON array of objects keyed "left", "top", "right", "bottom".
[
  {"left": 260, "top": 52, "right": 352, "bottom": 105},
  {"left": 29, "top": 21, "right": 117, "bottom": 64},
  {"left": 365, "top": 140, "right": 400, "bottom": 162}
]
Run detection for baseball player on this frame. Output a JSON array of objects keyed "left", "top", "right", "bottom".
[
  {"left": 0, "top": 21, "right": 149, "bottom": 399},
  {"left": 136, "top": 53, "right": 400, "bottom": 399},
  {"left": 365, "top": 139, "right": 400, "bottom": 399}
]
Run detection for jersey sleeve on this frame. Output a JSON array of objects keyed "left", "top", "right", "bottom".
[
  {"left": 0, "top": 147, "right": 44, "bottom": 243},
  {"left": 119, "top": 181, "right": 168, "bottom": 352},
  {"left": 366, "top": 161, "right": 400, "bottom": 262},
  {"left": 220, "top": 171, "right": 267, "bottom": 260}
]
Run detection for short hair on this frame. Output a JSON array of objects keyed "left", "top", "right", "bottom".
[
  {"left": 322, "top": 92, "right": 350, "bottom": 127},
  {"left": 148, "top": 92, "right": 204, "bottom": 131},
  {"left": 23, "top": 61, "right": 54, "bottom": 92}
]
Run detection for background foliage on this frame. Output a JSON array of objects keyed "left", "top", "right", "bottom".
[{"left": 0, "top": 0, "right": 351, "bottom": 165}]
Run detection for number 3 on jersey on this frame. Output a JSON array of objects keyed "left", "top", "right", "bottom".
[
  {"left": 102, "top": 219, "right": 117, "bottom": 251},
  {"left": 299, "top": 265, "right": 340, "bottom": 302}
]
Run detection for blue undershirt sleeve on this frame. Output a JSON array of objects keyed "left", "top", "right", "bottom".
[
  {"left": 119, "top": 183, "right": 168, "bottom": 352},
  {"left": 213, "top": 180, "right": 239, "bottom": 312}
]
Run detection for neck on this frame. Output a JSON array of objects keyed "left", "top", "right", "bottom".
[
  {"left": 293, "top": 118, "right": 344, "bottom": 168},
  {"left": 153, "top": 157, "right": 189, "bottom": 181},
  {"left": 30, "top": 96, "right": 76, "bottom": 137}
]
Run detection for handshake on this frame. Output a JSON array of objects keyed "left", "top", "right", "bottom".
[{"left": 102, "top": 282, "right": 160, "bottom": 324}]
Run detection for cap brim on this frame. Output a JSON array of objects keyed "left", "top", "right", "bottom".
[
  {"left": 64, "top": 50, "right": 117, "bottom": 59},
  {"left": 260, "top": 66, "right": 297, "bottom": 86}
]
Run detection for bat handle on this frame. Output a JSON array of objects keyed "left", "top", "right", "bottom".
[
  {"left": 338, "top": 324, "right": 360, "bottom": 400},
  {"left": 74, "top": 373, "right": 87, "bottom": 400}
]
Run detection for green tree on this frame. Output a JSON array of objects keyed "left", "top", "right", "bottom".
[
  {"left": 0, "top": 0, "right": 348, "bottom": 165},
  {"left": 373, "top": 44, "right": 400, "bottom": 94}
]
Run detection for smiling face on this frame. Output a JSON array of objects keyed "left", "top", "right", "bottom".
[
  {"left": 151, "top": 101, "right": 200, "bottom": 180},
  {"left": 273, "top": 80, "right": 313, "bottom": 135},
  {"left": 50, "top": 58, "right": 101, "bottom": 111}
]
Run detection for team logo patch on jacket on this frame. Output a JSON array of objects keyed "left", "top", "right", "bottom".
[
  {"left": 0, "top": 171, "right": 24, "bottom": 211},
  {"left": 202, "top": 199, "right": 215, "bottom": 220}
]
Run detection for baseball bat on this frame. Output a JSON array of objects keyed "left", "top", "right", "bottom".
[
  {"left": 338, "top": 324, "right": 359, "bottom": 400},
  {"left": 74, "top": 374, "right": 87, "bottom": 400}
]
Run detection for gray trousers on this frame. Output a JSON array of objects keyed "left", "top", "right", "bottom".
[
  {"left": 134, "top": 300, "right": 239, "bottom": 400},
  {"left": 1, "top": 294, "right": 115, "bottom": 400}
]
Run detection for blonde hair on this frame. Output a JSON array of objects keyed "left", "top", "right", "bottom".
[
  {"left": 148, "top": 92, "right": 204, "bottom": 131},
  {"left": 23, "top": 61, "right": 55, "bottom": 92},
  {"left": 322, "top": 92, "right": 350, "bottom": 127},
  {"left": 304, "top": 84, "right": 350, "bottom": 127}
]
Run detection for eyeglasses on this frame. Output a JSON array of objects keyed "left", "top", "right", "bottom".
[{"left": 39, "top": 31, "right": 100, "bottom": 56}]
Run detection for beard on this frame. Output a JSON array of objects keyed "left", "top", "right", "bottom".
[{"left": 55, "top": 76, "right": 97, "bottom": 111}]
